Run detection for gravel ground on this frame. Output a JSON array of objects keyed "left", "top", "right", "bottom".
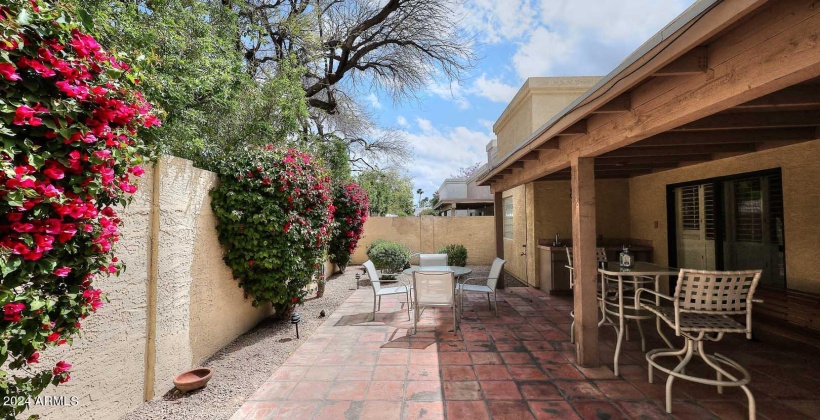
[{"left": 122, "top": 267, "right": 362, "bottom": 420}]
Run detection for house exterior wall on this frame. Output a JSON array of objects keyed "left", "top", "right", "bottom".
[
  {"left": 30, "top": 157, "right": 270, "bottom": 420},
  {"left": 628, "top": 140, "right": 820, "bottom": 294},
  {"left": 501, "top": 179, "right": 632, "bottom": 287},
  {"left": 351, "top": 216, "right": 496, "bottom": 265},
  {"left": 494, "top": 77, "right": 600, "bottom": 159}
]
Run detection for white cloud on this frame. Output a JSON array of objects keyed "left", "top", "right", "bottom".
[
  {"left": 365, "top": 93, "right": 382, "bottom": 109},
  {"left": 512, "top": 26, "right": 574, "bottom": 78},
  {"left": 539, "top": 0, "right": 692, "bottom": 44},
  {"left": 396, "top": 116, "right": 409, "bottom": 127},
  {"left": 472, "top": 74, "right": 519, "bottom": 103},
  {"left": 416, "top": 117, "right": 435, "bottom": 134},
  {"left": 403, "top": 125, "right": 492, "bottom": 193},
  {"left": 478, "top": 119, "right": 495, "bottom": 132},
  {"left": 460, "top": 0, "right": 536, "bottom": 43},
  {"left": 427, "top": 79, "right": 470, "bottom": 109}
]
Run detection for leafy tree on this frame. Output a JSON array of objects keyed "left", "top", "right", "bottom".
[
  {"left": 235, "top": 0, "right": 474, "bottom": 114},
  {"left": 356, "top": 169, "right": 414, "bottom": 216},
  {"left": 70, "top": 0, "right": 310, "bottom": 166}
]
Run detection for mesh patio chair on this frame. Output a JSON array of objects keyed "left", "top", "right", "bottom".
[
  {"left": 364, "top": 260, "right": 411, "bottom": 321},
  {"left": 419, "top": 253, "right": 448, "bottom": 267},
  {"left": 457, "top": 257, "right": 505, "bottom": 316},
  {"left": 635, "top": 269, "right": 762, "bottom": 418},
  {"left": 412, "top": 270, "right": 458, "bottom": 335},
  {"left": 568, "top": 247, "right": 609, "bottom": 343}
]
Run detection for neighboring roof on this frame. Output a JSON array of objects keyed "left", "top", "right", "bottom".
[{"left": 477, "top": 0, "right": 721, "bottom": 185}]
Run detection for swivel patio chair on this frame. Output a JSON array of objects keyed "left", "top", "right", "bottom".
[
  {"left": 568, "top": 247, "right": 609, "bottom": 343},
  {"left": 412, "top": 270, "right": 458, "bottom": 335},
  {"left": 457, "top": 257, "right": 505, "bottom": 316},
  {"left": 635, "top": 269, "right": 762, "bottom": 418},
  {"left": 364, "top": 260, "right": 411, "bottom": 321},
  {"left": 419, "top": 253, "right": 448, "bottom": 267}
]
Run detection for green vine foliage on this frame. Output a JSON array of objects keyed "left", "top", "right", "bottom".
[
  {"left": 210, "top": 145, "right": 333, "bottom": 318},
  {"left": 328, "top": 182, "right": 368, "bottom": 269},
  {"left": 0, "top": 1, "right": 158, "bottom": 416}
]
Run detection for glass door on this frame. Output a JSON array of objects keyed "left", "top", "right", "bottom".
[{"left": 721, "top": 173, "right": 786, "bottom": 288}]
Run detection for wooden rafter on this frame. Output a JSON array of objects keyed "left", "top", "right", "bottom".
[
  {"left": 673, "top": 110, "right": 820, "bottom": 131},
  {"left": 654, "top": 46, "right": 709, "bottom": 76},
  {"left": 591, "top": 93, "right": 632, "bottom": 114}
]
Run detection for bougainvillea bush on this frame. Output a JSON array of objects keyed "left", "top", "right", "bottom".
[
  {"left": 328, "top": 182, "right": 368, "bottom": 271},
  {"left": 210, "top": 145, "right": 333, "bottom": 318},
  {"left": 0, "top": 1, "right": 158, "bottom": 416}
]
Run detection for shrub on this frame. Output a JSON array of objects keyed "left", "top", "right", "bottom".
[
  {"left": 210, "top": 145, "right": 333, "bottom": 319},
  {"left": 0, "top": 1, "right": 158, "bottom": 416},
  {"left": 437, "top": 244, "right": 468, "bottom": 267},
  {"left": 366, "top": 240, "right": 410, "bottom": 273},
  {"left": 328, "top": 182, "right": 368, "bottom": 270}
]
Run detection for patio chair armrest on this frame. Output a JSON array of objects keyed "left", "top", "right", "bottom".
[
  {"left": 458, "top": 276, "right": 487, "bottom": 285},
  {"left": 633, "top": 288, "right": 673, "bottom": 310}
]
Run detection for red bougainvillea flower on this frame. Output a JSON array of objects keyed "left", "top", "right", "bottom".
[
  {"left": 26, "top": 352, "right": 39, "bottom": 364},
  {"left": 54, "top": 267, "right": 71, "bottom": 277},
  {"left": 0, "top": 62, "right": 20, "bottom": 81},
  {"left": 45, "top": 332, "right": 60, "bottom": 343},
  {"left": 3, "top": 303, "right": 25, "bottom": 322}
]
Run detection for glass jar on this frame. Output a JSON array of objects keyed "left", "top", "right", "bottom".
[{"left": 619, "top": 245, "right": 634, "bottom": 268}]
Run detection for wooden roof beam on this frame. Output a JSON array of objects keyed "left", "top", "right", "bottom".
[
  {"left": 595, "top": 154, "right": 711, "bottom": 165},
  {"left": 654, "top": 46, "right": 708, "bottom": 76},
  {"left": 637, "top": 127, "right": 818, "bottom": 146},
  {"left": 607, "top": 144, "right": 757, "bottom": 158},
  {"left": 591, "top": 93, "right": 632, "bottom": 114},
  {"left": 557, "top": 120, "right": 587, "bottom": 136},
  {"left": 508, "top": 161, "right": 525, "bottom": 170},
  {"left": 521, "top": 151, "right": 541, "bottom": 160},
  {"left": 533, "top": 140, "right": 560, "bottom": 150},
  {"left": 673, "top": 110, "right": 820, "bottom": 131},
  {"left": 735, "top": 84, "right": 820, "bottom": 109}
]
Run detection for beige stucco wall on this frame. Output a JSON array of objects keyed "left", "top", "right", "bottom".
[
  {"left": 351, "top": 216, "right": 495, "bottom": 265},
  {"left": 494, "top": 77, "right": 600, "bottom": 158},
  {"left": 492, "top": 177, "right": 633, "bottom": 289},
  {"left": 30, "top": 157, "right": 269, "bottom": 420},
  {"left": 628, "top": 141, "right": 820, "bottom": 294}
]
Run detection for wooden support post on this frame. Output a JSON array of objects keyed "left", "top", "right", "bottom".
[
  {"left": 494, "top": 191, "right": 505, "bottom": 289},
  {"left": 570, "top": 156, "right": 600, "bottom": 366}
]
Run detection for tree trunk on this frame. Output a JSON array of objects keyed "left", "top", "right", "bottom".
[{"left": 272, "top": 302, "right": 296, "bottom": 320}]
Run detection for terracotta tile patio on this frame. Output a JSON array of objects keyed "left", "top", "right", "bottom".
[{"left": 232, "top": 280, "right": 820, "bottom": 419}]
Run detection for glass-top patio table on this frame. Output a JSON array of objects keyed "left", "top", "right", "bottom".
[
  {"left": 598, "top": 261, "right": 679, "bottom": 376},
  {"left": 401, "top": 265, "right": 473, "bottom": 277}
]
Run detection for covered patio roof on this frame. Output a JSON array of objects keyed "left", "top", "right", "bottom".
[
  {"left": 477, "top": 0, "right": 820, "bottom": 189},
  {"left": 479, "top": 0, "right": 820, "bottom": 368}
]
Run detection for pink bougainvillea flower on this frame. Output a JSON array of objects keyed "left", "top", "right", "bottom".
[
  {"left": 54, "top": 266, "right": 72, "bottom": 277},
  {"left": 0, "top": 62, "right": 21, "bottom": 81},
  {"left": 129, "top": 165, "right": 145, "bottom": 176},
  {"left": 44, "top": 165, "right": 65, "bottom": 180},
  {"left": 3, "top": 302, "right": 25, "bottom": 322},
  {"left": 53, "top": 361, "right": 72, "bottom": 375}
]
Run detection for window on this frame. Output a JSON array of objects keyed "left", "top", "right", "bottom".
[
  {"left": 680, "top": 185, "right": 700, "bottom": 230},
  {"left": 734, "top": 178, "right": 763, "bottom": 242},
  {"left": 503, "top": 196, "right": 513, "bottom": 239},
  {"left": 704, "top": 183, "right": 715, "bottom": 240}
]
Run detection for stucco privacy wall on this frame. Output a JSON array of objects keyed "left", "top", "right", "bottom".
[
  {"left": 350, "top": 216, "right": 495, "bottom": 265},
  {"left": 30, "top": 157, "right": 270, "bottom": 419},
  {"left": 628, "top": 141, "right": 820, "bottom": 294}
]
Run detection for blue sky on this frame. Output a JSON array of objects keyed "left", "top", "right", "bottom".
[{"left": 362, "top": 0, "right": 696, "bottom": 199}]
